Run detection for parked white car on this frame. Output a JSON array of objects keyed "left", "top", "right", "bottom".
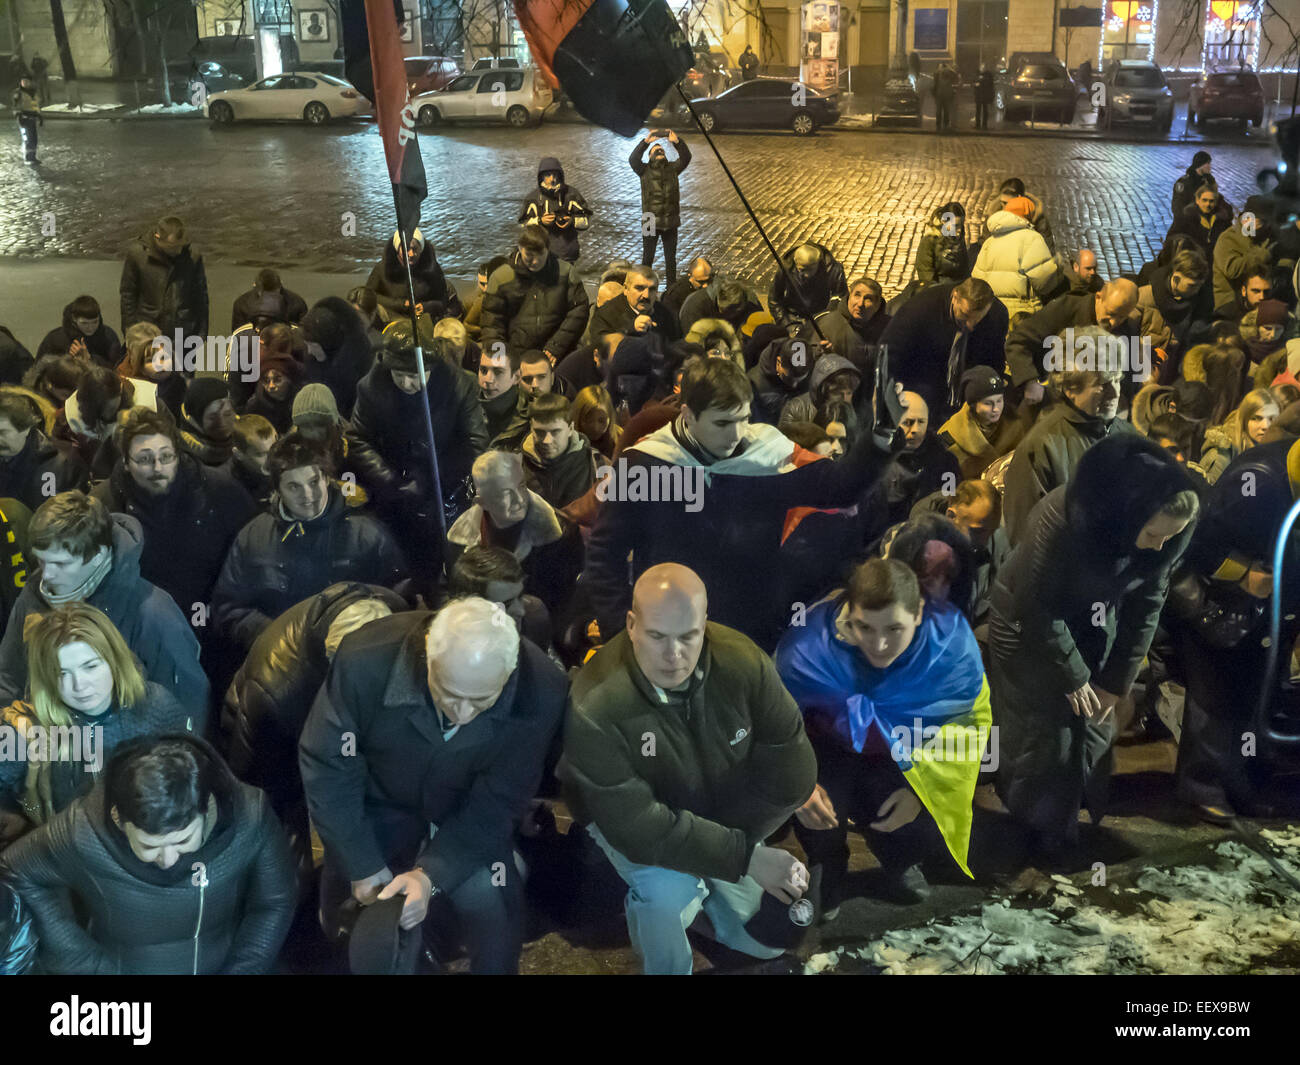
[
  {"left": 206, "top": 71, "right": 369, "bottom": 125},
  {"left": 412, "top": 68, "right": 553, "bottom": 128}
]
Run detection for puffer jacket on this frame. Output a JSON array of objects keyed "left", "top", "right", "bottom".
[
  {"left": 0, "top": 425, "right": 86, "bottom": 513},
  {"left": 365, "top": 239, "right": 464, "bottom": 321},
  {"left": 629, "top": 138, "right": 692, "bottom": 232},
  {"left": 971, "top": 210, "right": 1059, "bottom": 317},
  {"left": 519, "top": 157, "right": 591, "bottom": 263},
  {"left": 480, "top": 249, "right": 590, "bottom": 362},
  {"left": 299, "top": 296, "right": 376, "bottom": 417},
  {"left": 0, "top": 733, "right": 295, "bottom": 975},
  {"left": 914, "top": 215, "right": 970, "bottom": 286},
  {"left": 118, "top": 234, "right": 208, "bottom": 337},
  {"left": 983, "top": 191, "right": 1055, "bottom": 254},
  {"left": 0, "top": 882, "right": 36, "bottom": 974},
  {"left": 222, "top": 582, "right": 409, "bottom": 827},
  {"left": 36, "top": 301, "right": 122, "bottom": 368},
  {"left": 685, "top": 316, "right": 742, "bottom": 364},
  {"left": 211, "top": 486, "right": 408, "bottom": 652},
  {"left": 559, "top": 623, "right": 817, "bottom": 882},
  {"left": 1198, "top": 422, "right": 1243, "bottom": 485}
]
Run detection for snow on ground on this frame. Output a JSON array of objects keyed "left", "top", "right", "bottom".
[
  {"left": 805, "top": 829, "right": 1300, "bottom": 975},
  {"left": 133, "top": 103, "right": 201, "bottom": 115},
  {"left": 42, "top": 102, "right": 120, "bottom": 113}
]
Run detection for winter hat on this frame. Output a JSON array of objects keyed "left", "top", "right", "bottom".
[
  {"left": 1191, "top": 150, "right": 1212, "bottom": 170},
  {"left": 744, "top": 864, "right": 823, "bottom": 950},
  {"left": 260, "top": 351, "right": 305, "bottom": 385},
  {"left": 183, "top": 376, "right": 230, "bottom": 422},
  {"left": 1171, "top": 378, "right": 1213, "bottom": 423},
  {"left": 1257, "top": 299, "right": 1289, "bottom": 329},
  {"left": 961, "top": 366, "right": 1006, "bottom": 406},
  {"left": 1004, "top": 196, "right": 1034, "bottom": 219},
  {"left": 346, "top": 896, "right": 424, "bottom": 975},
  {"left": 380, "top": 318, "right": 436, "bottom": 373},
  {"left": 292, "top": 383, "right": 340, "bottom": 425},
  {"left": 391, "top": 228, "right": 425, "bottom": 253}
]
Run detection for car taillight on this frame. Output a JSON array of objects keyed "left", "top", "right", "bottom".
[{"left": 340, "top": 89, "right": 358, "bottom": 98}]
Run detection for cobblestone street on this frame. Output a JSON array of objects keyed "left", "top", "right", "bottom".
[{"left": 0, "top": 118, "right": 1279, "bottom": 293}]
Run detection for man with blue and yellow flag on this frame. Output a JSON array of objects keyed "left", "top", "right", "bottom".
[{"left": 774, "top": 556, "right": 991, "bottom": 913}]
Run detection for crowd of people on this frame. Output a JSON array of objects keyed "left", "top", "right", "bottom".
[{"left": 0, "top": 144, "right": 1295, "bottom": 977}]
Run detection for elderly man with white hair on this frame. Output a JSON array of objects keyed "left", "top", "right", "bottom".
[{"left": 300, "top": 594, "right": 569, "bottom": 973}]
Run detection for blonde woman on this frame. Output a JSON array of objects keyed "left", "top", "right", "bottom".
[
  {"left": 0, "top": 603, "right": 199, "bottom": 836},
  {"left": 1199, "top": 388, "right": 1279, "bottom": 484},
  {"left": 571, "top": 385, "right": 621, "bottom": 464}
]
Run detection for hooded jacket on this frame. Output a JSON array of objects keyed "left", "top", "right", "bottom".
[
  {"left": 914, "top": 214, "right": 971, "bottom": 287},
  {"left": 1198, "top": 420, "right": 1249, "bottom": 485},
  {"left": 36, "top": 303, "right": 122, "bottom": 368},
  {"left": 971, "top": 210, "right": 1060, "bottom": 316},
  {"left": 222, "top": 582, "right": 409, "bottom": 825},
  {"left": 0, "top": 425, "right": 87, "bottom": 513},
  {"left": 299, "top": 610, "right": 568, "bottom": 891},
  {"left": 747, "top": 337, "right": 811, "bottom": 425},
  {"left": 0, "top": 733, "right": 296, "bottom": 975},
  {"left": 0, "top": 514, "right": 209, "bottom": 720},
  {"left": 118, "top": 234, "right": 209, "bottom": 338},
  {"left": 1001, "top": 396, "right": 1139, "bottom": 545},
  {"left": 479, "top": 249, "right": 590, "bottom": 361},
  {"left": 767, "top": 243, "right": 849, "bottom": 328},
  {"left": 519, "top": 157, "right": 591, "bottom": 263},
  {"left": 629, "top": 138, "right": 692, "bottom": 232},
  {"left": 521, "top": 429, "right": 598, "bottom": 509},
  {"left": 365, "top": 238, "right": 464, "bottom": 321},
  {"left": 559, "top": 623, "right": 817, "bottom": 881},
  {"left": 350, "top": 357, "right": 489, "bottom": 506},
  {"left": 982, "top": 191, "right": 1055, "bottom": 254},
  {"left": 299, "top": 296, "right": 375, "bottom": 418},
  {"left": 211, "top": 485, "right": 408, "bottom": 652},
  {"left": 229, "top": 284, "right": 308, "bottom": 333},
  {"left": 778, "top": 352, "right": 860, "bottom": 427},
  {"left": 1130, "top": 381, "right": 1176, "bottom": 437},
  {"left": 92, "top": 453, "right": 256, "bottom": 616}
]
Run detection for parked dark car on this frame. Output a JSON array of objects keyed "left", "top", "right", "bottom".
[
  {"left": 690, "top": 77, "right": 838, "bottom": 135},
  {"left": 996, "top": 58, "right": 1077, "bottom": 124},
  {"left": 1188, "top": 69, "right": 1265, "bottom": 127},
  {"left": 1098, "top": 59, "right": 1174, "bottom": 131},
  {"left": 876, "top": 74, "right": 922, "bottom": 127},
  {"left": 168, "top": 34, "right": 299, "bottom": 100},
  {"left": 404, "top": 56, "right": 461, "bottom": 96}
]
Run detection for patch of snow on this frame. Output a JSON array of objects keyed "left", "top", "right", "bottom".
[
  {"left": 42, "top": 102, "right": 120, "bottom": 113},
  {"left": 134, "top": 103, "right": 200, "bottom": 115}
]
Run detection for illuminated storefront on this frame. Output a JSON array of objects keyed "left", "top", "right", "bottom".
[
  {"left": 1099, "top": 0, "right": 1156, "bottom": 66},
  {"left": 1202, "top": 0, "right": 1259, "bottom": 71}
]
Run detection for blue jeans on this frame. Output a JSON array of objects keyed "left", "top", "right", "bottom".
[{"left": 587, "top": 824, "right": 784, "bottom": 975}]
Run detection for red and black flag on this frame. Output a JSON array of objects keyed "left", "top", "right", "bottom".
[
  {"left": 514, "top": 0, "right": 694, "bottom": 136},
  {"left": 340, "top": 0, "right": 427, "bottom": 241}
]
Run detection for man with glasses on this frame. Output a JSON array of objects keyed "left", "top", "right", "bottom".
[{"left": 93, "top": 407, "right": 256, "bottom": 621}]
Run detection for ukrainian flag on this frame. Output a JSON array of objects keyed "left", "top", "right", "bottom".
[{"left": 775, "top": 596, "right": 991, "bottom": 877}]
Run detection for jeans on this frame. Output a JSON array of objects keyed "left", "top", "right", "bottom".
[
  {"left": 587, "top": 823, "right": 783, "bottom": 975},
  {"left": 641, "top": 229, "right": 679, "bottom": 284}
]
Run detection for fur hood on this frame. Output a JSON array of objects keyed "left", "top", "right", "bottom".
[{"left": 446, "top": 489, "right": 564, "bottom": 559}]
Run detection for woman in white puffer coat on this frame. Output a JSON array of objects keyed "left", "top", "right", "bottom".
[{"left": 971, "top": 197, "right": 1060, "bottom": 318}]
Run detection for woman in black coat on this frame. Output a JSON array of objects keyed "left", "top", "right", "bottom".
[
  {"left": 0, "top": 732, "right": 296, "bottom": 974},
  {"left": 988, "top": 435, "right": 1199, "bottom": 859},
  {"left": 365, "top": 230, "right": 464, "bottom": 322},
  {"left": 36, "top": 296, "right": 121, "bottom": 369}
]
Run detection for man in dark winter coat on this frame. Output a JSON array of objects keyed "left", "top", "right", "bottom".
[
  {"left": 478, "top": 346, "right": 531, "bottom": 450},
  {"left": 222, "top": 582, "right": 408, "bottom": 847},
  {"left": 1165, "top": 182, "right": 1232, "bottom": 262},
  {"left": 299, "top": 296, "right": 376, "bottom": 418},
  {"left": 0, "top": 493, "right": 209, "bottom": 720},
  {"left": 229, "top": 268, "right": 308, "bottom": 332},
  {"left": 814, "top": 277, "right": 890, "bottom": 372},
  {"left": 480, "top": 225, "right": 590, "bottom": 365},
  {"left": 560, "top": 563, "right": 816, "bottom": 975},
  {"left": 874, "top": 391, "right": 962, "bottom": 532},
  {"left": 678, "top": 276, "right": 764, "bottom": 335},
  {"left": 178, "top": 376, "right": 237, "bottom": 468},
  {"left": 521, "top": 393, "right": 598, "bottom": 510},
  {"left": 881, "top": 277, "right": 1008, "bottom": 422},
  {"left": 662, "top": 256, "right": 713, "bottom": 319},
  {"left": 92, "top": 408, "right": 255, "bottom": 618},
  {"left": 630, "top": 130, "right": 692, "bottom": 283},
  {"left": 1170, "top": 437, "right": 1300, "bottom": 822},
  {"left": 299, "top": 598, "right": 568, "bottom": 974},
  {"left": 1171, "top": 150, "right": 1214, "bottom": 220},
  {"left": 0, "top": 389, "right": 87, "bottom": 511},
  {"left": 365, "top": 229, "right": 464, "bottom": 322},
  {"left": 0, "top": 733, "right": 296, "bottom": 974},
  {"left": 989, "top": 436, "right": 1196, "bottom": 859},
  {"left": 119, "top": 217, "right": 209, "bottom": 338},
  {"left": 583, "top": 358, "right": 903, "bottom": 651},
  {"left": 519, "top": 156, "right": 591, "bottom": 263},
  {"left": 768, "top": 242, "right": 848, "bottom": 329},
  {"left": 747, "top": 336, "right": 812, "bottom": 425},
  {"left": 0, "top": 327, "right": 33, "bottom": 386},
  {"left": 230, "top": 414, "right": 277, "bottom": 508},
  {"left": 587, "top": 264, "right": 683, "bottom": 348},
  {"left": 1135, "top": 245, "right": 1212, "bottom": 358},
  {"left": 212, "top": 435, "right": 407, "bottom": 653},
  {"left": 350, "top": 319, "right": 489, "bottom": 538},
  {"left": 1003, "top": 279, "right": 1139, "bottom": 405},
  {"left": 36, "top": 296, "right": 122, "bottom": 368},
  {"left": 1002, "top": 334, "right": 1138, "bottom": 545}
]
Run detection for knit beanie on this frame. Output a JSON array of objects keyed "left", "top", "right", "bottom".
[
  {"left": 1257, "top": 299, "right": 1289, "bottom": 329},
  {"left": 292, "top": 383, "right": 340, "bottom": 425},
  {"left": 184, "top": 377, "right": 230, "bottom": 422},
  {"left": 1191, "top": 150, "right": 1212, "bottom": 170},
  {"left": 961, "top": 366, "right": 1007, "bottom": 406},
  {"left": 1004, "top": 196, "right": 1034, "bottom": 219}
]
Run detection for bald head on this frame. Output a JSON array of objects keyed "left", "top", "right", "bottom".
[
  {"left": 899, "top": 391, "right": 929, "bottom": 450},
  {"left": 627, "top": 564, "right": 708, "bottom": 689},
  {"left": 1073, "top": 248, "right": 1098, "bottom": 283},
  {"left": 1095, "top": 279, "right": 1138, "bottom": 330},
  {"left": 597, "top": 281, "right": 624, "bottom": 308},
  {"left": 793, "top": 245, "right": 820, "bottom": 274}
]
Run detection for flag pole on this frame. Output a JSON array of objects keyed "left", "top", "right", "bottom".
[
  {"left": 674, "top": 83, "right": 831, "bottom": 345},
  {"left": 394, "top": 218, "right": 448, "bottom": 545}
]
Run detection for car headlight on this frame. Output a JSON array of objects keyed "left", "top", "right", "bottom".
[{"left": 1113, "top": 93, "right": 1131, "bottom": 104}]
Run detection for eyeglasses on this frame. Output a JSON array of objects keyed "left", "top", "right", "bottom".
[{"left": 129, "top": 451, "right": 178, "bottom": 468}]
